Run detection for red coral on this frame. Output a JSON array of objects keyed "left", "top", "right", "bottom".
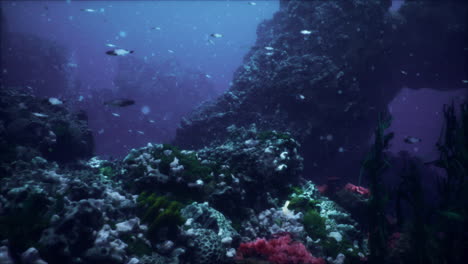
[
  {"left": 344, "top": 183, "right": 370, "bottom": 196},
  {"left": 236, "top": 234, "right": 325, "bottom": 264},
  {"left": 317, "top": 184, "right": 328, "bottom": 194}
]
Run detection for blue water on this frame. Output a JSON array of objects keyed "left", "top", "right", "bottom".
[{"left": 3, "top": 0, "right": 278, "bottom": 93}]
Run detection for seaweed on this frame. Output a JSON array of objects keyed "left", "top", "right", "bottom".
[
  {"left": 361, "top": 112, "right": 393, "bottom": 263},
  {"left": 396, "top": 156, "right": 435, "bottom": 264},
  {"left": 303, "top": 209, "right": 327, "bottom": 239},
  {"left": 432, "top": 102, "right": 468, "bottom": 264},
  {"left": 137, "top": 192, "right": 185, "bottom": 243}
]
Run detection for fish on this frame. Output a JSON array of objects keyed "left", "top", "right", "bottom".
[
  {"left": 438, "top": 210, "right": 465, "bottom": 222},
  {"left": 265, "top": 52, "right": 274, "bottom": 56},
  {"left": 168, "top": 49, "right": 175, "bottom": 53},
  {"left": 404, "top": 136, "right": 421, "bottom": 144},
  {"left": 112, "top": 113, "right": 120, "bottom": 117},
  {"left": 248, "top": 2, "right": 257, "bottom": 5},
  {"left": 205, "top": 74, "right": 212, "bottom": 79},
  {"left": 106, "top": 43, "right": 117, "bottom": 48},
  {"left": 106, "top": 49, "right": 134, "bottom": 56},
  {"left": 137, "top": 131, "right": 145, "bottom": 135},
  {"left": 300, "top": 30, "right": 312, "bottom": 35},
  {"left": 104, "top": 99, "right": 135, "bottom": 107},
  {"left": 400, "top": 70, "right": 408, "bottom": 75},
  {"left": 264, "top": 46, "right": 274, "bottom": 50},
  {"left": 32, "top": 112, "right": 49, "bottom": 118},
  {"left": 149, "top": 119, "right": 156, "bottom": 123},
  {"left": 80, "top": 8, "right": 97, "bottom": 13},
  {"left": 462, "top": 80, "right": 468, "bottom": 84},
  {"left": 210, "top": 33, "right": 223, "bottom": 38},
  {"left": 151, "top": 26, "right": 161, "bottom": 30},
  {"left": 78, "top": 95, "right": 84, "bottom": 102},
  {"left": 48, "top": 97, "right": 63, "bottom": 105},
  {"left": 344, "top": 101, "right": 356, "bottom": 112}
]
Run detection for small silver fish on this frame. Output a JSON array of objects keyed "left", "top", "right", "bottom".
[
  {"left": 137, "top": 131, "right": 145, "bottom": 135},
  {"left": 112, "top": 113, "right": 120, "bottom": 117},
  {"left": 300, "top": 30, "right": 312, "bottom": 35},
  {"left": 106, "top": 43, "right": 117, "bottom": 48},
  {"left": 168, "top": 49, "right": 175, "bottom": 53},
  {"left": 205, "top": 74, "right": 212, "bottom": 79},
  {"left": 248, "top": 2, "right": 257, "bottom": 6},
  {"left": 151, "top": 26, "right": 161, "bottom": 30},
  {"left": 210, "top": 33, "right": 223, "bottom": 38},
  {"left": 265, "top": 52, "right": 274, "bottom": 56},
  {"left": 104, "top": 99, "right": 135, "bottom": 107},
  {"left": 404, "top": 136, "right": 421, "bottom": 144},
  {"left": 81, "top": 8, "right": 97, "bottom": 13},
  {"left": 106, "top": 49, "right": 134, "bottom": 56},
  {"left": 32, "top": 112, "right": 49, "bottom": 118},
  {"left": 48, "top": 97, "right": 63, "bottom": 105},
  {"left": 264, "top": 46, "right": 274, "bottom": 51}
]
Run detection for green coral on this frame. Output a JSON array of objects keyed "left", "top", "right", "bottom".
[
  {"left": 154, "top": 144, "right": 213, "bottom": 183},
  {"left": 322, "top": 238, "right": 362, "bottom": 264},
  {"left": 137, "top": 192, "right": 185, "bottom": 242},
  {"left": 303, "top": 209, "right": 327, "bottom": 239},
  {"left": 288, "top": 196, "right": 319, "bottom": 212},
  {"left": 99, "top": 166, "right": 115, "bottom": 178}
]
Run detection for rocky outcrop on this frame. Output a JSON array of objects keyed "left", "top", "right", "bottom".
[
  {"left": 0, "top": 88, "right": 94, "bottom": 163},
  {"left": 174, "top": 0, "right": 467, "bottom": 179}
]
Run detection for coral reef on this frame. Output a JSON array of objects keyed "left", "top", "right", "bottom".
[
  {"left": 0, "top": 88, "right": 93, "bottom": 163},
  {"left": 174, "top": 0, "right": 467, "bottom": 180},
  {"left": 236, "top": 234, "right": 325, "bottom": 264}
]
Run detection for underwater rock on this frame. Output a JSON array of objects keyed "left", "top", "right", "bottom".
[
  {"left": 174, "top": 0, "right": 467, "bottom": 179},
  {"left": 0, "top": 87, "right": 94, "bottom": 164},
  {"left": 21, "top": 247, "right": 48, "bottom": 264},
  {"left": 180, "top": 202, "right": 239, "bottom": 263}
]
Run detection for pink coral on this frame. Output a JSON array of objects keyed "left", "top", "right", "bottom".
[
  {"left": 236, "top": 234, "right": 325, "bottom": 264},
  {"left": 344, "top": 183, "right": 370, "bottom": 196}
]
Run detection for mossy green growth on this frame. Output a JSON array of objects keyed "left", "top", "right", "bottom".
[
  {"left": 288, "top": 196, "right": 319, "bottom": 212},
  {"left": 257, "top": 130, "right": 291, "bottom": 141},
  {"left": 0, "top": 192, "right": 51, "bottom": 254},
  {"left": 322, "top": 238, "right": 362, "bottom": 264},
  {"left": 137, "top": 192, "right": 185, "bottom": 242},
  {"left": 303, "top": 209, "right": 327, "bottom": 239},
  {"left": 154, "top": 144, "right": 213, "bottom": 183},
  {"left": 120, "top": 233, "right": 152, "bottom": 257},
  {"left": 99, "top": 166, "right": 115, "bottom": 178}
]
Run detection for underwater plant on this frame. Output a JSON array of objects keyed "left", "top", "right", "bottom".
[
  {"left": 433, "top": 102, "right": 468, "bottom": 264},
  {"left": 302, "top": 209, "right": 327, "bottom": 240},
  {"left": 137, "top": 192, "right": 185, "bottom": 243},
  {"left": 361, "top": 113, "right": 393, "bottom": 263}
]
